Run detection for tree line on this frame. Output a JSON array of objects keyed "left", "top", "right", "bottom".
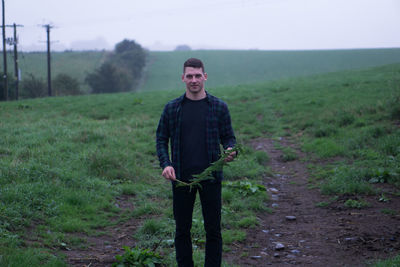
[{"left": 0, "top": 39, "right": 146, "bottom": 100}]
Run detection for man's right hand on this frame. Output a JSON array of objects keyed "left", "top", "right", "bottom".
[{"left": 162, "top": 166, "right": 176, "bottom": 181}]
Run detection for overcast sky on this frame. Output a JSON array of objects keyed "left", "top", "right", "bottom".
[{"left": 5, "top": 0, "right": 400, "bottom": 51}]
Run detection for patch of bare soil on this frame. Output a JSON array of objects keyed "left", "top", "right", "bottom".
[
  {"left": 62, "top": 195, "right": 138, "bottom": 267},
  {"left": 224, "top": 137, "right": 400, "bottom": 266}
]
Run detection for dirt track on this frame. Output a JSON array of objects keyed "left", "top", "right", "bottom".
[{"left": 225, "top": 137, "right": 400, "bottom": 266}]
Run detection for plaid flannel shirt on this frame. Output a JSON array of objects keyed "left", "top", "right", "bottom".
[{"left": 156, "top": 92, "right": 236, "bottom": 181}]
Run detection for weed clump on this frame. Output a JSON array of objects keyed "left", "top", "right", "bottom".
[{"left": 113, "top": 246, "right": 164, "bottom": 267}]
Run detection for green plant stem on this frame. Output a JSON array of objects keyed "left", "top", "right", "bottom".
[{"left": 176, "top": 145, "right": 242, "bottom": 190}]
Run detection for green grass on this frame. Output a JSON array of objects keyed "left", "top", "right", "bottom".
[
  {"left": 373, "top": 254, "right": 400, "bottom": 267},
  {"left": 5, "top": 48, "right": 400, "bottom": 95},
  {"left": 343, "top": 198, "right": 370, "bottom": 209},
  {"left": 1, "top": 60, "right": 400, "bottom": 265},
  {"left": 141, "top": 48, "right": 400, "bottom": 91},
  {"left": 14, "top": 51, "right": 109, "bottom": 92}
]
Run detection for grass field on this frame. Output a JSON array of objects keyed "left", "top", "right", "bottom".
[
  {"left": 0, "top": 60, "right": 399, "bottom": 266},
  {"left": 2, "top": 48, "right": 400, "bottom": 94},
  {"left": 141, "top": 48, "right": 400, "bottom": 91},
  {"left": 4, "top": 50, "right": 109, "bottom": 92}
]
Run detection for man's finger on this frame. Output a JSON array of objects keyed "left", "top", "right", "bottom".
[
  {"left": 162, "top": 166, "right": 176, "bottom": 181},
  {"left": 169, "top": 168, "right": 176, "bottom": 180}
]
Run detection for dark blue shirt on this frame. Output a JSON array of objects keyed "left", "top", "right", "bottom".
[
  {"left": 156, "top": 92, "right": 236, "bottom": 181},
  {"left": 180, "top": 96, "right": 209, "bottom": 181}
]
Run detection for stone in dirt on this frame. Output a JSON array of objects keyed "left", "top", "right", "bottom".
[
  {"left": 269, "top": 187, "right": 279, "bottom": 193},
  {"left": 285, "top": 215, "right": 297, "bottom": 221},
  {"left": 274, "top": 242, "right": 285, "bottom": 250},
  {"left": 251, "top": 255, "right": 262, "bottom": 259},
  {"left": 271, "top": 195, "right": 279, "bottom": 201},
  {"left": 344, "top": 237, "right": 359, "bottom": 242},
  {"left": 291, "top": 249, "right": 301, "bottom": 254}
]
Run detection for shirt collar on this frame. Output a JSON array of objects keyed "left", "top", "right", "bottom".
[{"left": 179, "top": 91, "right": 210, "bottom": 104}]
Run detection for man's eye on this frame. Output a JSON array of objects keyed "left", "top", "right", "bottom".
[
  {"left": 186, "top": 75, "right": 193, "bottom": 79},
  {"left": 195, "top": 74, "right": 202, "bottom": 78}
]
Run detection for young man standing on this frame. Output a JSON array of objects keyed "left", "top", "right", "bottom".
[{"left": 156, "top": 58, "right": 237, "bottom": 267}]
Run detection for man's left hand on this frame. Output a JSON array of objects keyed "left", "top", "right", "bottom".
[{"left": 224, "top": 147, "right": 237, "bottom": 162}]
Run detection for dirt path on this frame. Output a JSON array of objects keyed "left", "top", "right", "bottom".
[{"left": 225, "top": 137, "right": 400, "bottom": 266}]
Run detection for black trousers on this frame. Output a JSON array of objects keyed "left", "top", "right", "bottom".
[{"left": 172, "top": 180, "right": 222, "bottom": 267}]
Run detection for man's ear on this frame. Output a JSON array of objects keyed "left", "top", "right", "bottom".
[
  {"left": 204, "top": 72, "right": 208, "bottom": 80},
  {"left": 181, "top": 74, "right": 184, "bottom": 82}
]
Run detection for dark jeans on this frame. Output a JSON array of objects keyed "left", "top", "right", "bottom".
[{"left": 172, "top": 180, "right": 222, "bottom": 267}]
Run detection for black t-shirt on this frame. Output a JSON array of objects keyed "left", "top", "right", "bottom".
[{"left": 180, "top": 96, "right": 209, "bottom": 180}]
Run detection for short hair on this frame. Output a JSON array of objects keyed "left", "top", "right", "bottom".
[{"left": 183, "top": 58, "right": 205, "bottom": 73}]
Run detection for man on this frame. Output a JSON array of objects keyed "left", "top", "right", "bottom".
[{"left": 156, "top": 58, "right": 237, "bottom": 267}]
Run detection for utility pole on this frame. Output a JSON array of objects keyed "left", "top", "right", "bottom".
[
  {"left": 3, "top": 23, "right": 23, "bottom": 100},
  {"left": 1, "top": 0, "right": 7, "bottom": 101},
  {"left": 11, "top": 23, "right": 22, "bottom": 100},
  {"left": 43, "top": 24, "right": 53, "bottom": 97}
]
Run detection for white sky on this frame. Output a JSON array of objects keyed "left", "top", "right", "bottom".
[{"left": 5, "top": 0, "right": 400, "bottom": 51}]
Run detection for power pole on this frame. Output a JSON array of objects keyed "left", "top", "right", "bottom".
[
  {"left": 3, "top": 23, "right": 23, "bottom": 100},
  {"left": 11, "top": 23, "right": 22, "bottom": 100},
  {"left": 1, "top": 0, "right": 7, "bottom": 101},
  {"left": 43, "top": 24, "right": 53, "bottom": 97}
]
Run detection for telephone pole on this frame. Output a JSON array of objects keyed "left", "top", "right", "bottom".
[
  {"left": 10, "top": 23, "right": 22, "bottom": 100},
  {"left": 3, "top": 23, "right": 23, "bottom": 100},
  {"left": 1, "top": 0, "right": 7, "bottom": 101},
  {"left": 43, "top": 24, "right": 53, "bottom": 97}
]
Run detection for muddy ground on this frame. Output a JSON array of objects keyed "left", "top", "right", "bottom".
[{"left": 63, "top": 137, "right": 400, "bottom": 267}]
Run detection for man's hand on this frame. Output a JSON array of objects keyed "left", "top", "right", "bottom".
[
  {"left": 162, "top": 166, "right": 176, "bottom": 181},
  {"left": 224, "top": 147, "right": 237, "bottom": 162}
]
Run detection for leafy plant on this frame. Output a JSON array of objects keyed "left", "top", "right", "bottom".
[
  {"left": 380, "top": 208, "right": 397, "bottom": 215},
  {"left": 112, "top": 246, "right": 164, "bottom": 267},
  {"left": 176, "top": 145, "right": 243, "bottom": 190},
  {"left": 222, "top": 180, "right": 266, "bottom": 196},
  {"left": 378, "top": 193, "right": 390, "bottom": 202},
  {"left": 280, "top": 147, "right": 298, "bottom": 162},
  {"left": 315, "top": 201, "right": 330, "bottom": 208},
  {"left": 344, "top": 199, "right": 370, "bottom": 209}
]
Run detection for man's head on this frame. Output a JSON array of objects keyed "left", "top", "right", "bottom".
[
  {"left": 182, "top": 58, "right": 207, "bottom": 99},
  {"left": 183, "top": 58, "right": 205, "bottom": 73}
]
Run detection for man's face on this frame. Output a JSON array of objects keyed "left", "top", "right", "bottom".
[{"left": 182, "top": 67, "right": 207, "bottom": 94}]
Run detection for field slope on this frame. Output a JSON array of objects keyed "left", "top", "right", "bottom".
[
  {"left": 0, "top": 62, "right": 399, "bottom": 266},
  {"left": 3, "top": 48, "right": 400, "bottom": 94},
  {"left": 141, "top": 48, "right": 400, "bottom": 91}
]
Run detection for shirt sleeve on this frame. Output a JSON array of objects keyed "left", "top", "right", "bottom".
[
  {"left": 219, "top": 103, "right": 236, "bottom": 150},
  {"left": 156, "top": 104, "right": 172, "bottom": 169}
]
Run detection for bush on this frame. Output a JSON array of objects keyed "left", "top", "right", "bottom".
[
  {"left": 86, "top": 39, "right": 147, "bottom": 94},
  {"left": 86, "top": 62, "right": 132, "bottom": 94},
  {"left": 0, "top": 74, "right": 17, "bottom": 100},
  {"left": 20, "top": 74, "right": 47, "bottom": 99},
  {"left": 53, "top": 73, "right": 81, "bottom": 96}
]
